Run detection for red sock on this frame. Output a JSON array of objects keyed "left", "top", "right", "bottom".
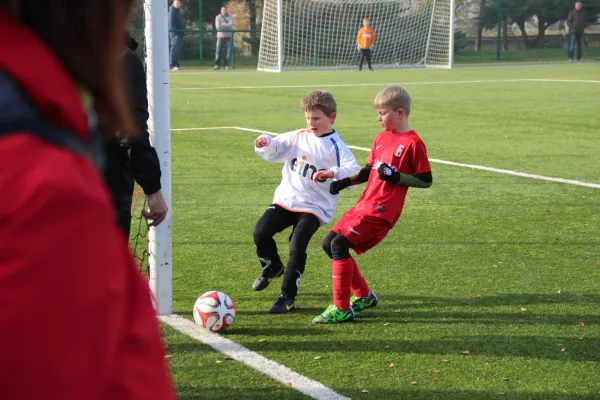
[
  {"left": 332, "top": 259, "right": 353, "bottom": 311},
  {"left": 349, "top": 257, "right": 370, "bottom": 298}
]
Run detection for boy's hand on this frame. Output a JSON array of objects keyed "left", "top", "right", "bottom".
[
  {"left": 330, "top": 177, "right": 352, "bottom": 195},
  {"left": 369, "top": 44, "right": 374, "bottom": 52},
  {"left": 377, "top": 163, "right": 400, "bottom": 184},
  {"left": 313, "top": 170, "right": 334, "bottom": 182},
  {"left": 254, "top": 136, "right": 270, "bottom": 148},
  {"left": 356, "top": 43, "right": 360, "bottom": 51}
]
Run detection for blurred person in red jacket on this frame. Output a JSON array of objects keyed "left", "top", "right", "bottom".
[{"left": 0, "top": 1, "right": 176, "bottom": 400}]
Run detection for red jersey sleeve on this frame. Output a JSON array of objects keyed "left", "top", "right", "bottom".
[
  {"left": 412, "top": 139, "right": 431, "bottom": 174},
  {"left": 367, "top": 138, "right": 377, "bottom": 166}
]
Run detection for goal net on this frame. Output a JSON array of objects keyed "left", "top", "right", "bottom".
[{"left": 258, "top": 0, "right": 455, "bottom": 71}]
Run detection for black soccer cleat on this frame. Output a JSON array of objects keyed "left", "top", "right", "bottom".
[
  {"left": 268, "top": 294, "right": 295, "bottom": 314},
  {"left": 252, "top": 266, "right": 284, "bottom": 291}
]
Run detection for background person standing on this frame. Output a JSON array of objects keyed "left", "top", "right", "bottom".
[
  {"left": 214, "top": 6, "right": 234, "bottom": 70},
  {"left": 566, "top": 1, "right": 587, "bottom": 62},
  {"left": 169, "top": 0, "right": 185, "bottom": 70}
]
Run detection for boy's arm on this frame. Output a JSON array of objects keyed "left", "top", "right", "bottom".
[
  {"left": 330, "top": 164, "right": 371, "bottom": 194},
  {"left": 329, "top": 143, "right": 361, "bottom": 180},
  {"left": 254, "top": 131, "right": 296, "bottom": 163},
  {"left": 378, "top": 140, "right": 433, "bottom": 188},
  {"left": 377, "top": 165, "right": 432, "bottom": 188}
]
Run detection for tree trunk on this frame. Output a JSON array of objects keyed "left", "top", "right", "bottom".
[
  {"left": 475, "top": 25, "right": 483, "bottom": 51},
  {"left": 534, "top": 18, "right": 547, "bottom": 49},
  {"left": 248, "top": 0, "right": 258, "bottom": 56},
  {"left": 515, "top": 19, "right": 532, "bottom": 49},
  {"left": 502, "top": 17, "right": 508, "bottom": 50}
]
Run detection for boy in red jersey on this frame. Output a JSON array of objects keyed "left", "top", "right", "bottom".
[{"left": 314, "top": 85, "right": 433, "bottom": 324}]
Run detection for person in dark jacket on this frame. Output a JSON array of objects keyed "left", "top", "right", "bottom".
[
  {"left": 566, "top": 2, "right": 587, "bottom": 61},
  {"left": 0, "top": 1, "right": 176, "bottom": 399},
  {"left": 103, "top": 33, "right": 168, "bottom": 237},
  {"left": 169, "top": 0, "right": 185, "bottom": 70}
]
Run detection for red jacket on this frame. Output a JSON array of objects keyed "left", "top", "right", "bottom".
[{"left": 0, "top": 8, "right": 176, "bottom": 400}]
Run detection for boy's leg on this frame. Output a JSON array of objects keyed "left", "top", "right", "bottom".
[
  {"left": 366, "top": 51, "right": 373, "bottom": 70},
  {"left": 280, "top": 213, "right": 321, "bottom": 300},
  {"left": 322, "top": 230, "right": 337, "bottom": 259},
  {"left": 330, "top": 233, "right": 354, "bottom": 311},
  {"left": 576, "top": 33, "right": 583, "bottom": 60},
  {"left": 313, "top": 232, "right": 356, "bottom": 323},
  {"left": 358, "top": 50, "right": 365, "bottom": 70},
  {"left": 252, "top": 205, "right": 293, "bottom": 291}
]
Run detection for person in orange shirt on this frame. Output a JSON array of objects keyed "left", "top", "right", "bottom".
[{"left": 356, "top": 18, "right": 376, "bottom": 71}]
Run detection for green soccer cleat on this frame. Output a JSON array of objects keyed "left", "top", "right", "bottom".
[
  {"left": 312, "top": 304, "right": 355, "bottom": 324},
  {"left": 350, "top": 291, "right": 378, "bottom": 313}
]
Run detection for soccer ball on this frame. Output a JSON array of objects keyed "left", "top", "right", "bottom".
[{"left": 193, "top": 291, "right": 236, "bottom": 332}]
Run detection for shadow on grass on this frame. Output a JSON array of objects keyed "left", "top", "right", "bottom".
[{"left": 176, "top": 387, "right": 600, "bottom": 400}]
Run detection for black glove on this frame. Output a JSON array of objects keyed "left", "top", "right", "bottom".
[
  {"left": 377, "top": 163, "right": 400, "bottom": 184},
  {"left": 330, "top": 177, "right": 352, "bottom": 195}
]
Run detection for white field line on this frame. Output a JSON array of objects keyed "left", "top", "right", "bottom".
[
  {"left": 172, "top": 126, "right": 600, "bottom": 189},
  {"left": 171, "top": 78, "right": 600, "bottom": 90},
  {"left": 160, "top": 315, "right": 350, "bottom": 400}
]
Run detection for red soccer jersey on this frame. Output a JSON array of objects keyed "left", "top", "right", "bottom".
[{"left": 351, "top": 130, "right": 431, "bottom": 227}]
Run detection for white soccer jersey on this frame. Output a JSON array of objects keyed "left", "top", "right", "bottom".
[{"left": 255, "top": 129, "right": 361, "bottom": 224}]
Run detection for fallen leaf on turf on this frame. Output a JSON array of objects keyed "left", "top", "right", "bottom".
[
  {"left": 476, "top": 293, "right": 481, "bottom": 297},
  {"left": 362, "top": 389, "right": 369, "bottom": 393},
  {"left": 557, "top": 288, "right": 563, "bottom": 294},
  {"left": 578, "top": 321, "right": 584, "bottom": 327},
  {"left": 244, "top": 269, "right": 249, "bottom": 273},
  {"left": 432, "top": 377, "right": 439, "bottom": 382},
  {"left": 492, "top": 264, "right": 497, "bottom": 268},
  {"left": 215, "top": 360, "right": 222, "bottom": 364},
  {"left": 497, "top": 392, "right": 506, "bottom": 396},
  {"left": 258, "top": 339, "right": 266, "bottom": 342},
  {"left": 227, "top": 258, "right": 232, "bottom": 261},
  {"left": 546, "top": 210, "right": 551, "bottom": 213},
  {"left": 410, "top": 381, "right": 418, "bottom": 385},
  {"left": 164, "top": 354, "right": 173, "bottom": 358},
  {"left": 384, "top": 346, "right": 390, "bottom": 349},
  {"left": 286, "top": 382, "right": 293, "bottom": 387},
  {"left": 520, "top": 307, "right": 527, "bottom": 311},
  {"left": 432, "top": 369, "right": 440, "bottom": 373},
  {"left": 561, "top": 348, "right": 566, "bottom": 352},
  {"left": 440, "top": 359, "right": 449, "bottom": 363},
  {"left": 313, "top": 356, "right": 322, "bottom": 360},
  {"left": 394, "top": 309, "right": 402, "bottom": 313},
  {"left": 370, "top": 374, "right": 376, "bottom": 377},
  {"left": 388, "top": 362, "right": 395, "bottom": 368},
  {"left": 339, "top": 341, "right": 345, "bottom": 345},
  {"left": 462, "top": 350, "right": 470, "bottom": 355},
  {"left": 384, "top": 323, "right": 390, "bottom": 326}
]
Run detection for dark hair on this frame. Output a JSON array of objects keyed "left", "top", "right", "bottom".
[{"left": 1, "top": 0, "right": 134, "bottom": 135}]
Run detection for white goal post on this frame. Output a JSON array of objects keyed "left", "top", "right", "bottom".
[
  {"left": 258, "top": 0, "right": 455, "bottom": 72},
  {"left": 144, "top": 0, "right": 173, "bottom": 316}
]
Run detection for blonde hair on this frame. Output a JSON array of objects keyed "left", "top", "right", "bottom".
[
  {"left": 301, "top": 90, "right": 337, "bottom": 117},
  {"left": 374, "top": 85, "right": 411, "bottom": 117}
]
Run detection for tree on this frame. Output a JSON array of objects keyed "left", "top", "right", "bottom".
[{"left": 478, "top": 0, "right": 600, "bottom": 49}]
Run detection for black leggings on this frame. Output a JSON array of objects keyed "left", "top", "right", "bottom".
[
  {"left": 322, "top": 231, "right": 353, "bottom": 260},
  {"left": 253, "top": 205, "right": 321, "bottom": 298},
  {"left": 359, "top": 49, "right": 372, "bottom": 70}
]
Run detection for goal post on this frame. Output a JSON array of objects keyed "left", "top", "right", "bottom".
[
  {"left": 257, "top": 0, "right": 455, "bottom": 72},
  {"left": 131, "top": 0, "right": 173, "bottom": 316}
]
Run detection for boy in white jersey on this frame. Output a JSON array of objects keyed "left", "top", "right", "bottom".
[{"left": 252, "top": 91, "right": 361, "bottom": 313}]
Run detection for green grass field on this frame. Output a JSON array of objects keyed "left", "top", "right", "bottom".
[{"left": 160, "top": 62, "right": 600, "bottom": 399}]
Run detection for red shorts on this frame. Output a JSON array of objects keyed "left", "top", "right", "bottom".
[{"left": 332, "top": 211, "right": 390, "bottom": 255}]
